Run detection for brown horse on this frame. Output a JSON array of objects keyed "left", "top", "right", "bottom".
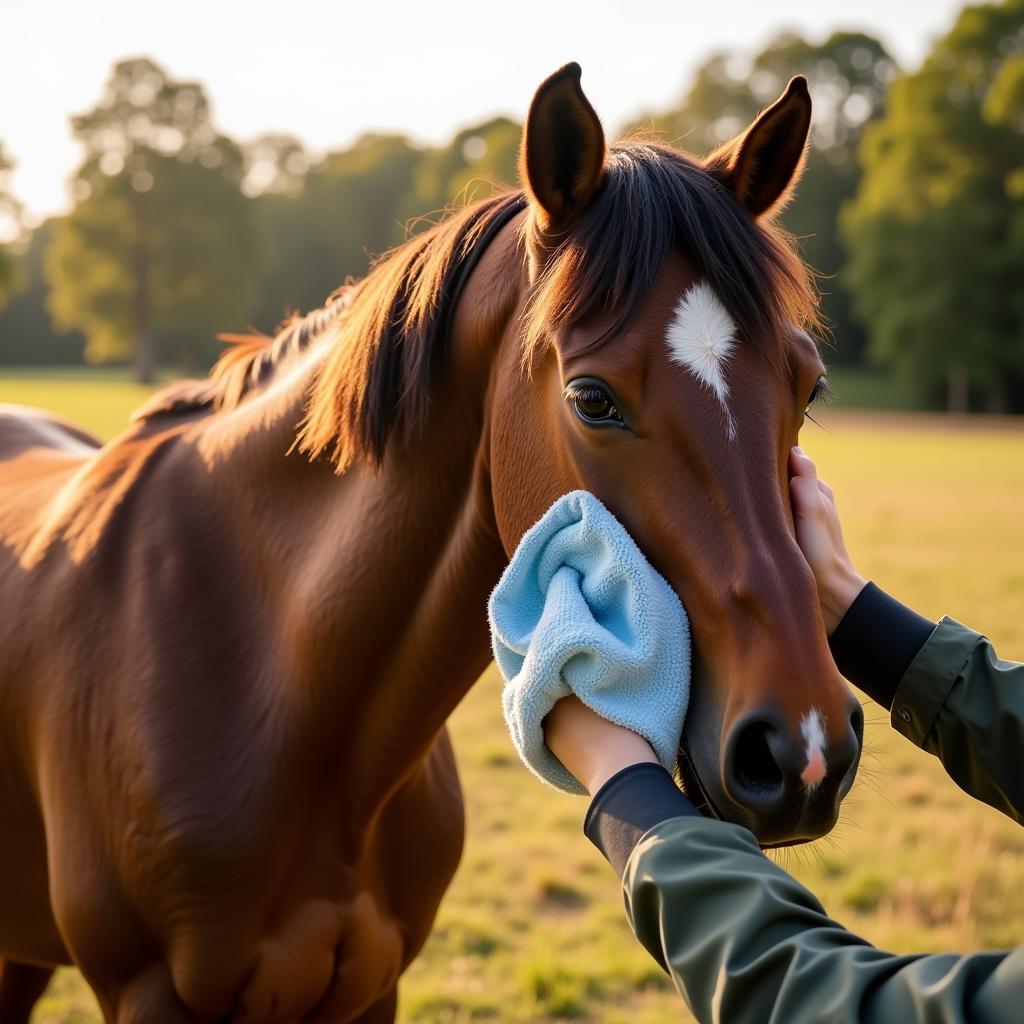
[{"left": 0, "top": 65, "right": 861, "bottom": 1022}]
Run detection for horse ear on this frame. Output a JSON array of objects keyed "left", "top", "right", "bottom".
[
  {"left": 520, "top": 62, "right": 606, "bottom": 231},
  {"left": 706, "top": 75, "right": 812, "bottom": 219}
]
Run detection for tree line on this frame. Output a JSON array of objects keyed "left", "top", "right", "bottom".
[{"left": 0, "top": 0, "right": 1021, "bottom": 411}]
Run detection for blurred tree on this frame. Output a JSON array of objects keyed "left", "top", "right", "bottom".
[
  {"left": 247, "top": 117, "right": 522, "bottom": 334},
  {"left": 633, "top": 32, "right": 897, "bottom": 365},
  {"left": 248, "top": 133, "right": 424, "bottom": 331},
  {"left": 248, "top": 118, "right": 520, "bottom": 334},
  {"left": 45, "top": 58, "right": 263, "bottom": 382},
  {"left": 242, "top": 133, "right": 309, "bottom": 198},
  {"left": 397, "top": 117, "right": 520, "bottom": 224},
  {"left": 0, "top": 221, "right": 85, "bottom": 364},
  {"left": 0, "top": 142, "right": 24, "bottom": 307},
  {"left": 842, "top": 0, "right": 1024, "bottom": 412}
]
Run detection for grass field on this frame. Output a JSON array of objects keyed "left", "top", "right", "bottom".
[{"left": 3, "top": 370, "right": 1022, "bottom": 1024}]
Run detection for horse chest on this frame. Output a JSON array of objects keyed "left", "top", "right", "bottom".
[
  {"left": 165, "top": 731, "right": 465, "bottom": 1021},
  {"left": 229, "top": 892, "right": 404, "bottom": 1023}
]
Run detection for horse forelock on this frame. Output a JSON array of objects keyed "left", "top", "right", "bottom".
[{"left": 520, "top": 142, "right": 820, "bottom": 373}]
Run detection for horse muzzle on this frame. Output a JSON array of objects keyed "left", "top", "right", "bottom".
[
  {"left": 725, "top": 699, "right": 864, "bottom": 845},
  {"left": 682, "top": 694, "right": 864, "bottom": 847}
]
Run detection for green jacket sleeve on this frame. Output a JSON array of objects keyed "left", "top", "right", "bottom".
[
  {"left": 624, "top": 816, "right": 1024, "bottom": 1024},
  {"left": 889, "top": 617, "right": 1024, "bottom": 823}
]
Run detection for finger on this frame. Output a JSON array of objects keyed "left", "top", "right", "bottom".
[
  {"left": 817, "top": 479, "right": 834, "bottom": 501},
  {"left": 789, "top": 473, "right": 825, "bottom": 519},
  {"left": 789, "top": 445, "right": 817, "bottom": 480}
]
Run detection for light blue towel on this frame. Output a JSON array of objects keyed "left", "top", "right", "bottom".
[{"left": 488, "top": 490, "right": 691, "bottom": 794}]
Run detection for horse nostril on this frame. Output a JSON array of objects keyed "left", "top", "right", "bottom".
[
  {"left": 850, "top": 702, "right": 865, "bottom": 748},
  {"left": 721, "top": 699, "right": 864, "bottom": 839},
  {"left": 838, "top": 699, "right": 866, "bottom": 796},
  {"left": 728, "top": 718, "right": 785, "bottom": 803}
]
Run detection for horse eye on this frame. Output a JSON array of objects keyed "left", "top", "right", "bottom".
[
  {"left": 805, "top": 375, "right": 832, "bottom": 415},
  {"left": 565, "top": 380, "right": 625, "bottom": 427}
]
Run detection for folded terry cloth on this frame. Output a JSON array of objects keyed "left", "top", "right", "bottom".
[{"left": 488, "top": 490, "right": 691, "bottom": 794}]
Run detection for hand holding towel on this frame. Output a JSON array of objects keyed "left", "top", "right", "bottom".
[{"left": 489, "top": 491, "right": 691, "bottom": 794}]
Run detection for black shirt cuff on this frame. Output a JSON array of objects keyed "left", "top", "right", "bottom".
[
  {"left": 828, "top": 581, "right": 936, "bottom": 710},
  {"left": 583, "top": 763, "right": 698, "bottom": 878}
]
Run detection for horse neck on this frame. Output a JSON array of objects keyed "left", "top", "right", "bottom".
[{"left": 192, "top": 281, "right": 517, "bottom": 796}]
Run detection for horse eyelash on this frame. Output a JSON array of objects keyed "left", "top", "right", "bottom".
[
  {"left": 811, "top": 377, "right": 834, "bottom": 405},
  {"left": 805, "top": 377, "right": 833, "bottom": 428},
  {"left": 563, "top": 382, "right": 602, "bottom": 401}
]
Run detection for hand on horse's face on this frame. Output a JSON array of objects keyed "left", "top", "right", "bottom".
[
  {"left": 543, "top": 696, "right": 658, "bottom": 796},
  {"left": 789, "top": 447, "right": 867, "bottom": 634}
]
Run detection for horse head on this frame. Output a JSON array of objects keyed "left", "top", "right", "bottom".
[{"left": 488, "top": 64, "right": 862, "bottom": 846}]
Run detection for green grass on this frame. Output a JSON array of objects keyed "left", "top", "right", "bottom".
[
  {"left": 0, "top": 366, "right": 159, "bottom": 380},
  {"left": 4, "top": 370, "right": 1022, "bottom": 1024}
]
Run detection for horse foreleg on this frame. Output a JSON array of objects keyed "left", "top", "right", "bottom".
[
  {"left": 0, "top": 959, "right": 55, "bottom": 1023},
  {"left": 348, "top": 985, "right": 397, "bottom": 1024},
  {"left": 93, "top": 963, "right": 204, "bottom": 1024}
]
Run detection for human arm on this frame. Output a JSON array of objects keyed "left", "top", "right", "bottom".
[
  {"left": 625, "top": 811, "right": 1024, "bottom": 1023},
  {"left": 546, "top": 701, "right": 1024, "bottom": 1023}
]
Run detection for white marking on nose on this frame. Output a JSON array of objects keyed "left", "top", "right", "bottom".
[
  {"left": 665, "top": 281, "right": 738, "bottom": 440},
  {"left": 800, "top": 708, "right": 827, "bottom": 789}
]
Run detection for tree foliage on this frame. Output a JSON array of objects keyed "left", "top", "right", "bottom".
[
  {"left": 0, "top": 221, "right": 85, "bottom": 364},
  {"left": 242, "top": 133, "right": 309, "bottom": 198},
  {"left": 247, "top": 133, "right": 422, "bottom": 331},
  {"left": 0, "top": 142, "right": 23, "bottom": 307},
  {"left": 248, "top": 118, "right": 519, "bottom": 334},
  {"left": 397, "top": 117, "right": 520, "bottom": 224},
  {"left": 842, "top": 0, "right": 1024, "bottom": 411},
  {"left": 45, "top": 58, "right": 263, "bottom": 381}
]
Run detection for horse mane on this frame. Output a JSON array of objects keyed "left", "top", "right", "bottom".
[
  {"left": 132, "top": 296, "right": 352, "bottom": 423},
  {"left": 134, "top": 190, "right": 526, "bottom": 473},
  {"left": 136, "top": 141, "right": 819, "bottom": 473},
  {"left": 297, "top": 190, "right": 526, "bottom": 471}
]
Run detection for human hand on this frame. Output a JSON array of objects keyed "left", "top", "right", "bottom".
[
  {"left": 543, "top": 696, "right": 658, "bottom": 795},
  {"left": 789, "top": 446, "right": 866, "bottom": 634}
]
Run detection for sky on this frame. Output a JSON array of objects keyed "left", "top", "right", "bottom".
[{"left": 4, "top": 0, "right": 968, "bottom": 224}]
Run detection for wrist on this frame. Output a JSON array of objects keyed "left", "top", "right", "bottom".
[
  {"left": 585, "top": 748, "right": 658, "bottom": 795},
  {"left": 545, "top": 697, "right": 659, "bottom": 795},
  {"left": 819, "top": 561, "right": 866, "bottom": 635},
  {"left": 579, "top": 731, "right": 658, "bottom": 795}
]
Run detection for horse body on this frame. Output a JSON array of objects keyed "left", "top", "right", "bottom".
[{"left": 0, "top": 313, "right": 509, "bottom": 1019}]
